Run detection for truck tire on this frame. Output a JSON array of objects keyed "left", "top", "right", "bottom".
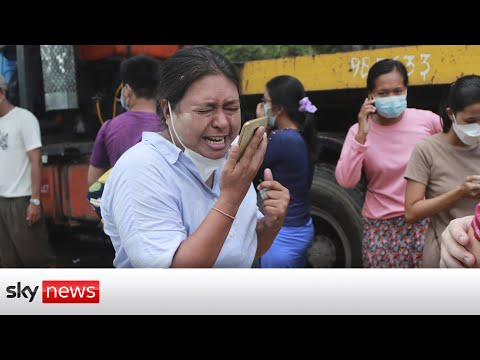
[{"left": 307, "top": 163, "right": 365, "bottom": 268}]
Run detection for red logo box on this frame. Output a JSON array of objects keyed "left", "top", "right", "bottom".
[{"left": 42, "top": 281, "right": 100, "bottom": 303}]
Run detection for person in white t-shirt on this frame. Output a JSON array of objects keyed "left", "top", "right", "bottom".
[{"left": 0, "top": 74, "right": 56, "bottom": 267}]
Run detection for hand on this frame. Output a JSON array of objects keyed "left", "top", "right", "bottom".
[
  {"left": 459, "top": 175, "right": 480, "bottom": 199},
  {"left": 26, "top": 203, "right": 41, "bottom": 226},
  {"left": 440, "top": 215, "right": 476, "bottom": 267},
  {"left": 257, "top": 168, "right": 290, "bottom": 229},
  {"left": 220, "top": 126, "right": 268, "bottom": 208},
  {"left": 466, "top": 226, "right": 480, "bottom": 268},
  {"left": 355, "top": 97, "right": 376, "bottom": 143}
]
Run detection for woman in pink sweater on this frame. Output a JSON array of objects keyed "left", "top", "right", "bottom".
[{"left": 335, "top": 59, "right": 442, "bottom": 268}]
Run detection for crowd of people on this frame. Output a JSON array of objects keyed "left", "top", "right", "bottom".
[{"left": 1, "top": 45, "right": 479, "bottom": 268}]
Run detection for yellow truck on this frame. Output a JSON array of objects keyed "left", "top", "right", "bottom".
[{"left": 239, "top": 45, "right": 480, "bottom": 267}]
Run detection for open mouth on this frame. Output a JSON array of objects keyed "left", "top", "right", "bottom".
[{"left": 204, "top": 136, "right": 226, "bottom": 146}]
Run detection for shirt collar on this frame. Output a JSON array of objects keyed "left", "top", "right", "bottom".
[{"left": 141, "top": 131, "right": 181, "bottom": 164}]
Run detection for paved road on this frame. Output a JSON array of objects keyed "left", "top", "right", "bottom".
[{"left": 51, "top": 237, "right": 114, "bottom": 268}]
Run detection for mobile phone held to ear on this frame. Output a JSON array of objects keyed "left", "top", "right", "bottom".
[
  {"left": 237, "top": 116, "right": 268, "bottom": 157},
  {"left": 367, "top": 94, "right": 376, "bottom": 115}
]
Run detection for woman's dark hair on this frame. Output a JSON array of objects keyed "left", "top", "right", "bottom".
[
  {"left": 157, "top": 46, "right": 241, "bottom": 125},
  {"left": 439, "top": 74, "right": 480, "bottom": 133},
  {"left": 266, "top": 75, "right": 318, "bottom": 165},
  {"left": 366, "top": 59, "right": 408, "bottom": 92},
  {"left": 120, "top": 54, "right": 161, "bottom": 99}
]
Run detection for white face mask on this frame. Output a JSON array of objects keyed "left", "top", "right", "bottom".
[
  {"left": 451, "top": 113, "right": 480, "bottom": 146},
  {"left": 167, "top": 102, "right": 226, "bottom": 182}
]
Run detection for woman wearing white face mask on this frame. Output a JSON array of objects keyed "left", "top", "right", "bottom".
[
  {"left": 336, "top": 59, "right": 443, "bottom": 268},
  {"left": 405, "top": 75, "right": 480, "bottom": 267},
  {"left": 100, "top": 46, "right": 290, "bottom": 268}
]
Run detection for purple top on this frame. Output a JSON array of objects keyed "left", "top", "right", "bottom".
[{"left": 90, "top": 111, "right": 164, "bottom": 169}]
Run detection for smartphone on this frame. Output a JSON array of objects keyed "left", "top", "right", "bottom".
[
  {"left": 237, "top": 116, "right": 268, "bottom": 157},
  {"left": 367, "top": 94, "right": 375, "bottom": 117}
]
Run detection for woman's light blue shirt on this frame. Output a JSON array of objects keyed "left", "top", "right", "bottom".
[{"left": 101, "top": 132, "right": 262, "bottom": 268}]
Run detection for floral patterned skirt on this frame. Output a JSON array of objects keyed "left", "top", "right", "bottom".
[{"left": 362, "top": 216, "right": 429, "bottom": 268}]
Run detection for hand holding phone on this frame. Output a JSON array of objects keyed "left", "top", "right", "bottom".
[
  {"left": 356, "top": 95, "right": 375, "bottom": 144},
  {"left": 237, "top": 116, "right": 268, "bottom": 157},
  {"left": 219, "top": 117, "right": 268, "bottom": 208},
  {"left": 366, "top": 94, "right": 375, "bottom": 119}
]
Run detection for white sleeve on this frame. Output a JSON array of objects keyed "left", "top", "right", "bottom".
[{"left": 20, "top": 110, "right": 42, "bottom": 152}]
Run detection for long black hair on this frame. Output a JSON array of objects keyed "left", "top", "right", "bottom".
[
  {"left": 266, "top": 75, "right": 318, "bottom": 165},
  {"left": 439, "top": 75, "right": 480, "bottom": 133}
]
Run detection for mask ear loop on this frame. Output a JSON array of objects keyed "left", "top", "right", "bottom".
[
  {"left": 451, "top": 113, "right": 457, "bottom": 124},
  {"left": 167, "top": 101, "right": 187, "bottom": 151}
]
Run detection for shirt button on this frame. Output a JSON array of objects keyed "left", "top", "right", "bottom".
[{"left": 214, "top": 197, "right": 218, "bottom": 201}]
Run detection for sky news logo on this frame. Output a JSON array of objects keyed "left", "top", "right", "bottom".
[{"left": 6, "top": 281, "right": 100, "bottom": 303}]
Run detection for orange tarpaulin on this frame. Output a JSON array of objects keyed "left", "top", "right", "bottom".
[{"left": 79, "top": 45, "right": 184, "bottom": 61}]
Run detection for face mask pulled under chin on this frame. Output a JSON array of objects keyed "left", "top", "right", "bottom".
[
  {"left": 167, "top": 102, "right": 226, "bottom": 182},
  {"left": 452, "top": 114, "right": 480, "bottom": 146}
]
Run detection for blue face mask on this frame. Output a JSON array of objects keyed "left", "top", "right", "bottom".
[
  {"left": 374, "top": 93, "right": 407, "bottom": 119},
  {"left": 263, "top": 103, "right": 277, "bottom": 126}
]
